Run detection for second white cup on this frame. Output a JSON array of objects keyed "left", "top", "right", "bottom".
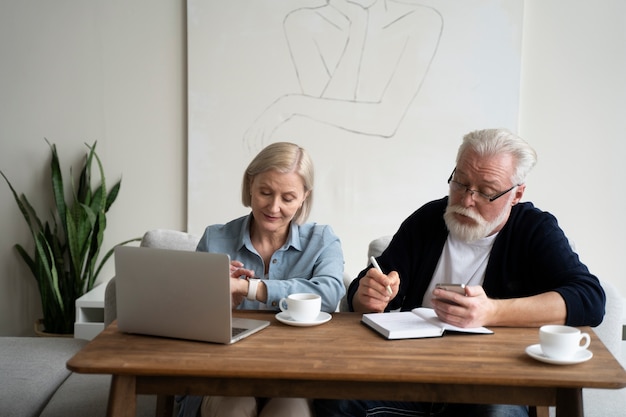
[
  {"left": 279, "top": 293, "right": 321, "bottom": 322},
  {"left": 539, "top": 325, "right": 590, "bottom": 360}
]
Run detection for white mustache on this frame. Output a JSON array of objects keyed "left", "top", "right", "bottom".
[{"left": 448, "top": 205, "right": 486, "bottom": 225}]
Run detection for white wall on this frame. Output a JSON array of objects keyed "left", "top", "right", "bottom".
[
  {"left": 0, "top": 0, "right": 624, "bottom": 336},
  {"left": 0, "top": 0, "right": 187, "bottom": 336},
  {"left": 518, "top": 0, "right": 626, "bottom": 302}
]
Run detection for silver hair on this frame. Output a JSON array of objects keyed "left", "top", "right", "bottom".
[{"left": 457, "top": 128, "right": 537, "bottom": 185}]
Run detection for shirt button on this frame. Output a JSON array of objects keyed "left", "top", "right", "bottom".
[
  {"left": 272, "top": 259, "right": 278, "bottom": 264},
  {"left": 271, "top": 301, "right": 278, "bottom": 307}
]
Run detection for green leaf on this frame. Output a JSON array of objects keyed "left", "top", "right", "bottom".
[
  {"left": 1, "top": 171, "right": 45, "bottom": 237},
  {"left": 105, "top": 180, "right": 121, "bottom": 212},
  {"left": 87, "top": 142, "right": 108, "bottom": 214},
  {"left": 33, "top": 231, "right": 64, "bottom": 313},
  {"left": 46, "top": 139, "right": 67, "bottom": 238}
]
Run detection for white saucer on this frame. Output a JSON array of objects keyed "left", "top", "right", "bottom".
[
  {"left": 525, "top": 344, "right": 593, "bottom": 365},
  {"left": 275, "top": 311, "right": 332, "bottom": 327}
]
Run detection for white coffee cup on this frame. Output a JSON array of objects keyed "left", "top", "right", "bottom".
[
  {"left": 279, "top": 293, "right": 321, "bottom": 322},
  {"left": 539, "top": 325, "right": 591, "bottom": 360}
]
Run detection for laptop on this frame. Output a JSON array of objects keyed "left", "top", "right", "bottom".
[{"left": 114, "top": 246, "right": 270, "bottom": 344}]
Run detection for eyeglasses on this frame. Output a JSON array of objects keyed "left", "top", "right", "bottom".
[{"left": 447, "top": 168, "right": 519, "bottom": 203}]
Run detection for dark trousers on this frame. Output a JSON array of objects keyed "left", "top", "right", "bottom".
[{"left": 313, "top": 399, "right": 529, "bottom": 417}]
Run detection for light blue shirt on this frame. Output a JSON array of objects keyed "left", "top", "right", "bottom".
[{"left": 196, "top": 213, "right": 345, "bottom": 312}]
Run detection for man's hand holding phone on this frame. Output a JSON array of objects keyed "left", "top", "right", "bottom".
[
  {"left": 432, "top": 285, "right": 496, "bottom": 329},
  {"left": 434, "top": 283, "right": 466, "bottom": 305}
]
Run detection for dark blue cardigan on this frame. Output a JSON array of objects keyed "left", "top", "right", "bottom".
[{"left": 348, "top": 197, "right": 605, "bottom": 326}]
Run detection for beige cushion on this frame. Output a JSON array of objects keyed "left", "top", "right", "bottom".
[{"left": 368, "top": 235, "right": 393, "bottom": 259}]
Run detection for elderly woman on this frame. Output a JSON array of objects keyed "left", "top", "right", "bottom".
[{"left": 179, "top": 141, "right": 345, "bottom": 417}]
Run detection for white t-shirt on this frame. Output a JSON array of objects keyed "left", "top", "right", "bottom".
[{"left": 421, "top": 233, "right": 497, "bottom": 308}]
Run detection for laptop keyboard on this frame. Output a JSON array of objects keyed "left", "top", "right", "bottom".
[{"left": 232, "top": 327, "right": 246, "bottom": 337}]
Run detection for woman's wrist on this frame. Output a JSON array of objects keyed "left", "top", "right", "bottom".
[{"left": 246, "top": 278, "right": 260, "bottom": 301}]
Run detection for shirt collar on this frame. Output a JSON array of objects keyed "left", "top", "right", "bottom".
[
  {"left": 241, "top": 213, "right": 302, "bottom": 252},
  {"left": 286, "top": 221, "right": 302, "bottom": 251}
]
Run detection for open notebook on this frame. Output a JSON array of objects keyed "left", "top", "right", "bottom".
[
  {"left": 114, "top": 246, "right": 269, "bottom": 344},
  {"left": 362, "top": 307, "right": 492, "bottom": 340}
]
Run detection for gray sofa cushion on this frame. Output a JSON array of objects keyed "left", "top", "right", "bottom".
[
  {"left": 39, "top": 373, "right": 157, "bottom": 417},
  {"left": 0, "top": 337, "right": 87, "bottom": 417},
  {"left": 0, "top": 337, "right": 158, "bottom": 417},
  {"left": 39, "top": 373, "right": 111, "bottom": 417},
  {"left": 139, "top": 229, "right": 201, "bottom": 251}
]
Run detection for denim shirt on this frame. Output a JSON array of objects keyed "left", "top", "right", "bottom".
[{"left": 196, "top": 213, "right": 345, "bottom": 312}]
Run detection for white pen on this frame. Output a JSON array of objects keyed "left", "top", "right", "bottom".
[{"left": 370, "top": 256, "right": 393, "bottom": 296}]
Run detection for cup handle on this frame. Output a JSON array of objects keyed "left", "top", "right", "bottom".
[
  {"left": 579, "top": 332, "right": 591, "bottom": 350},
  {"left": 279, "top": 297, "right": 288, "bottom": 312}
]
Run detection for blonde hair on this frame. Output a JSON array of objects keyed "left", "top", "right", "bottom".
[{"left": 241, "top": 142, "right": 314, "bottom": 224}]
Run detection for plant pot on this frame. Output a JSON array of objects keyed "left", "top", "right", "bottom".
[{"left": 34, "top": 319, "right": 73, "bottom": 338}]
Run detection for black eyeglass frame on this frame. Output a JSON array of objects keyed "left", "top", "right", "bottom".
[{"left": 447, "top": 168, "right": 520, "bottom": 203}]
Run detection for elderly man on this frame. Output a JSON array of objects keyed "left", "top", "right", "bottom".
[{"left": 315, "top": 128, "right": 605, "bottom": 417}]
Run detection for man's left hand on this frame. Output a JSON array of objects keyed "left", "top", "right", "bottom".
[{"left": 431, "top": 285, "right": 496, "bottom": 328}]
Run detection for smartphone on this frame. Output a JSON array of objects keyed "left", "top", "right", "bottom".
[{"left": 435, "top": 283, "right": 466, "bottom": 295}]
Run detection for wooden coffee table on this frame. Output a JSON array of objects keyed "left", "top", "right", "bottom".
[{"left": 67, "top": 311, "right": 626, "bottom": 417}]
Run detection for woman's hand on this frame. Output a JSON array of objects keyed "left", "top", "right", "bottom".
[
  {"left": 229, "top": 260, "right": 257, "bottom": 307},
  {"left": 229, "top": 260, "right": 256, "bottom": 279}
]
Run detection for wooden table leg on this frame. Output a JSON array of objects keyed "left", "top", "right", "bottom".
[
  {"left": 555, "top": 388, "right": 583, "bottom": 417},
  {"left": 107, "top": 375, "right": 137, "bottom": 417},
  {"left": 156, "top": 395, "right": 175, "bottom": 417},
  {"left": 530, "top": 405, "right": 550, "bottom": 417}
]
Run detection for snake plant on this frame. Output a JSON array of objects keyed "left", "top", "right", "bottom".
[{"left": 1, "top": 140, "right": 139, "bottom": 334}]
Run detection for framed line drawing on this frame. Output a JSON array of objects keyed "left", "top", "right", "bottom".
[{"left": 187, "top": 0, "right": 524, "bottom": 275}]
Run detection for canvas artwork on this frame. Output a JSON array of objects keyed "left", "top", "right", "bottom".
[{"left": 187, "top": 0, "right": 524, "bottom": 276}]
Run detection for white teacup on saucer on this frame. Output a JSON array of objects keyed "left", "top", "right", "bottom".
[
  {"left": 279, "top": 293, "right": 321, "bottom": 322},
  {"left": 539, "top": 325, "right": 590, "bottom": 360}
]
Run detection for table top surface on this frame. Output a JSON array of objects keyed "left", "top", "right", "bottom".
[{"left": 67, "top": 311, "right": 626, "bottom": 390}]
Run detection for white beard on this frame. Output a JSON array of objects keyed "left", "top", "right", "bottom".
[{"left": 444, "top": 202, "right": 510, "bottom": 243}]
